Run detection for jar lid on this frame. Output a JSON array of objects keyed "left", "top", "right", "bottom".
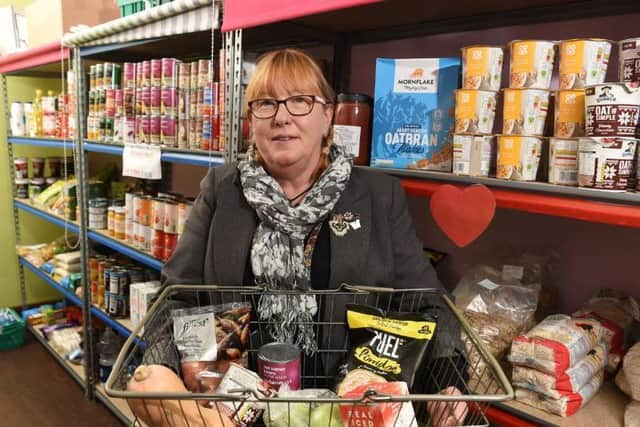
[
  {"left": 114, "top": 207, "right": 126, "bottom": 214},
  {"left": 15, "top": 178, "right": 29, "bottom": 184},
  {"left": 46, "top": 177, "right": 58, "bottom": 184},
  {"left": 337, "top": 93, "right": 372, "bottom": 104},
  {"left": 31, "top": 178, "right": 45, "bottom": 184}
]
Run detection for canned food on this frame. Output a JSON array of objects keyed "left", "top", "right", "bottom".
[
  {"left": 178, "top": 62, "right": 190, "bottom": 89},
  {"left": 123, "top": 116, "right": 136, "bottom": 144},
  {"left": 454, "top": 90, "right": 498, "bottom": 134},
  {"left": 123, "top": 63, "right": 136, "bottom": 89},
  {"left": 202, "top": 86, "right": 214, "bottom": 116},
  {"left": 202, "top": 115, "right": 213, "bottom": 150},
  {"left": 114, "top": 207, "right": 126, "bottom": 240},
  {"left": 549, "top": 138, "right": 579, "bottom": 186},
  {"left": 177, "top": 202, "right": 192, "bottom": 235},
  {"left": 95, "top": 64, "right": 103, "bottom": 89},
  {"left": 14, "top": 157, "right": 28, "bottom": 179},
  {"left": 115, "top": 89, "right": 124, "bottom": 117},
  {"left": 497, "top": 135, "right": 544, "bottom": 181},
  {"left": 137, "top": 87, "right": 151, "bottom": 116},
  {"left": 177, "top": 88, "right": 188, "bottom": 117},
  {"left": 198, "top": 59, "right": 211, "bottom": 88},
  {"left": 138, "top": 195, "right": 152, "bottom": 226},
  {"left": 190, "top": 118, "right": 202, "bottom": 149},
  {"left": 125, "top": 219, "right": 134, "bottom": 244},
  {"left": 150, "top": 116, "right": 161, "bottom": 145},
  {"left": 163, "top": 232, "right": 178, "bottom": 261},
  {"left": 559, "top": 39, "right": 612, "bottom": 90},
  {"left": 161, "top": 58, "right": 179, "bottom": 88},
  {"left": 453, "top": 134, "right": 495, "bottom": 177},
  {"left": 152, "top": 229, "right": 165, "bottom": 258},
  {"left": 161, "top": 88, "right": 178, "bottom": 116},
  {"left": 585, "top": 83, "right": 640, "bottom": 138},
  {"left": 28, "top": 178, "right": 45, "bottom": 199},
  {"left": 139, "top": 224, "right": 153, "bottom": 251},
  {"left": 177, "top": 118, "right": 189, "bottom": 148},
  {"left": 105, "top": 89, "right": 116, "bottom": 117},
  {"left": 620, "top": 38, "right": 640, "bottom": 84},
  {"left": 189, "top": 88, "right": 199, "bottom": 118},
  {"left": 461, "top": 45, "right": 504, "bottom": 91},
  {"left": 161, "top": 116, "right": 177, "bottom": 147},
  {"left": 113, "top": 116, "right": 123, "bottom": 144},
  {"left": 151, "top": 59, "right": 162, "bottom": 88},
  {"left": 151, "top": 198, "right": 166, "bottom": 231},
  {"left": 150, "top": 88, "right": 161, "bottom": 115},
  {"left": 107, "top": 206, "right": 116, "bottom": 236},
  {"left": 136, "top": 116, "right": 150, "bottom": 144},
  {"left": 140, "top": 61, "right": 151, "bottom": 88},
  {"left": 578, "top": 137, "right": 637, "bottom": 191},
  {"left": 509, "top": 40, "right": 555, "bottom": 89},
  {"left": 30, "top": 157, "right": 44, "bottom": 178},
  {"left": 163, "top": 201, "right": 178, "bottom": 234},
  {"left": 554, "top": 90, "right": 586, "bottom": 138},
  {"left": 43, "top": 114, "right": 57, "bottom": 137},
  {"left": 257, "top": 342, "right": 301, "bottom": 390},
  {"left": 124, "top": 88, "right": 136, "bottom": 117},
  {"left": 502, "top": 88, "right": 550, "bottom": 136},
  {"left": 109, "top": 268, "right": 129, "bottom": 317}
]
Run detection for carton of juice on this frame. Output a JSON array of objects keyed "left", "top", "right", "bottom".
[{"left": 370, "top": 58, "right": 461, "bottom": 171}]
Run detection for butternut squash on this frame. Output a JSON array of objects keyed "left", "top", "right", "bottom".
[{"left": 126, "top": 365, "right": 234, "bottom": 427}]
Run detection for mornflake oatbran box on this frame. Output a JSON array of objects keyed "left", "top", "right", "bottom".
[{"left": 370, "top": 58, "right": 461, "bottom": 170}]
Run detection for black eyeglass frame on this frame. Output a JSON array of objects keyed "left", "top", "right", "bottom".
[{"left": 247, "top": 94, "right": 330, "bottom": 119}]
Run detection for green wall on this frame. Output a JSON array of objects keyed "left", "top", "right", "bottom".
[{"left": 0, "top": 76, "right": 73, "bottom": 308}]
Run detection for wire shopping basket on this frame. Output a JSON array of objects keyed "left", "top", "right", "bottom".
[{"left": 106, "top": 284, "right": 514, "bottom": 427}]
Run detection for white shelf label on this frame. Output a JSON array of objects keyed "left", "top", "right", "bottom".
[{"left": 122, "top": 143, "right": 162, "bottom": 180}]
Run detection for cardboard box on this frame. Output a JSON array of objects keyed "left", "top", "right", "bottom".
[
  {"left": 25, "top": 0, "right": 119, "bottom": 47},
  {"left": 370, "top": 57, "right": 461, "bottom": 171}
]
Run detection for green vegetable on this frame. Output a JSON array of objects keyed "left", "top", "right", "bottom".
[{"left": 310, "top": 403, "right": 344, "bottom": 427}]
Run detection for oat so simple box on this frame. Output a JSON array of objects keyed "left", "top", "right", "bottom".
[{"left": 370, "top": 57, "right": 461, "bottom": 170}]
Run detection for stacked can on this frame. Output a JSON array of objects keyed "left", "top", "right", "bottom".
[
  {"left": 150, "top": 196, "right": 193, "bottom": 261},
  {"left": 177, "top": 62, "right": 191, "bottom": 148},
  {"left": 41, "top": 91, "right": 58, "bottom": 137},
  {"left": 120, "top": 62, "right": 136, "bottom": 144},
  {"left": 218, "top": 48, "right": 226, "bottom": 151},
  {"left": 87, "top": 63, "right": 122, "bottom": 142},
  {"left": 135, "top": 61, "right": 151, "bottom": 144},
  {"left": 89, "top": 198, "right": 109, "bottom": 229},
  {"left": 160, "top": 58, "right": 180, "bottom": 147},
  {"left": 67, "top": 70, "right": 76, "bottom": 139}
]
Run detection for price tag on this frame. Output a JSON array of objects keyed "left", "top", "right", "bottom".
[
  {"left": 477, "top": 279, "right": 500, "bottom": 290},
  {"left": 122, "top": 143, "right": 162, "bottom": 180}
]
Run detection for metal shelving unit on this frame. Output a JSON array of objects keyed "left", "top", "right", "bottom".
[
  {"left": 8, "top": 136, "right": 75, "bottom": 149},
  {"left": 84, "top": 141, "right": 226, "bottom": 167},
  {"left": 14, "top": 198, "right": 80, "bottom": 232},
  {"left": 87, "top": 229, "right": 164, "bottom": 271}
]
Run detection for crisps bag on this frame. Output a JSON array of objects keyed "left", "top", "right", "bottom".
[{"left": 339, "top": 304, "right": 437, "bottom": 390}]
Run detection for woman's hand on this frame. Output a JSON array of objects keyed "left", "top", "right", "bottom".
[{"left": 426, "top": 386, "right": 469, "bottom": 427}]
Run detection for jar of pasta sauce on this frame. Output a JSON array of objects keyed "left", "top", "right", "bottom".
[{"left": 333, "top": 93, "right": 373, "bottom": 166}]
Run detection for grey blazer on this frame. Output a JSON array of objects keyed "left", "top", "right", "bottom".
[{"left": 161, "top": 163, "right": 442, "bottom": 291}]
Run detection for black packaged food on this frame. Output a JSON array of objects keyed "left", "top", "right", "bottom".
[{"left": 338, "top": 304, "right": 437, "bottom": 391}]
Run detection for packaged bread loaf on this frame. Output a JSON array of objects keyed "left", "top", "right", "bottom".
[
  {"left": 622, "top": 342, "right": 640, "bottom": 400},
  {"left": 625, "top": 400, "right": 640, "bottom": 427},
  {"left": 509, "top": 314, "right": 603, "bottom": 376},
  {"left": 515, "top": 370, "right": 604, "bottom": 417}
]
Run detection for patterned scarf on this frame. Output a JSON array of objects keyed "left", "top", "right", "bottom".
[{"left": 238, "top": 144, "right": 352, "bottom": 353}]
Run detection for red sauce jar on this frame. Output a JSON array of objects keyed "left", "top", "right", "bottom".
[{"left": 333, "top": 93, "right": 373, "bottom": 166}]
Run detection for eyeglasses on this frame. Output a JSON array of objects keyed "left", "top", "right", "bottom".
[{"left": 248, "top": 95, "right": 328, "bottom": 119}]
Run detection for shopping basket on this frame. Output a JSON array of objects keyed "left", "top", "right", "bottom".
[{"left": 106, "top": 284, "right": 514, "bottom": 427}]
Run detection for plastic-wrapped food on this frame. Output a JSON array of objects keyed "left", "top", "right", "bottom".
[
  {"left": 509, "top": 314, "right": 603, "bottom": 376},
  {"left": 512, "top": 343, "right": 608, "bottom": 399},
  {"left": 573, "top": 289, "right": 640, "bottom": 372},
  {"left": 515, "top": 370, "right": 604, "bottom": 417},
  {"left": 626, "top": 400, "right": 640, "bottom": 427},
  {"left": 172, "top": 302, "right": 251, "bottom": 393},
  {"left": 618, "top": 342, "right": 640, "bottom": 401},
  {"left": 263, "top": 387, "right": 344, "bottom": 427}
]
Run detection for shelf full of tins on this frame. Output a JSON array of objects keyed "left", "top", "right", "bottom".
[
  {"left": 226, "top": 0, "right": 640, "bottom": 229},
  {"left": 58, "top": 0, "right": 229, "bottom": 406}
]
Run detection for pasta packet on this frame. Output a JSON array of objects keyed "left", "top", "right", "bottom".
[{"left": 172, "top": 302, "right": 251, "bottom": 393}]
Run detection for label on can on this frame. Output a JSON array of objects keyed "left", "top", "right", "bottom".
[
  {"left": 136, "top": 116, "right": 150, "bottom": 144},
  {"left": 152, "top": 229, "right": 165, "bottom": 259},
  {"left": 162, "top": 58, "right": 178, "bottom": 88},
  {"left": 105, "top": 89, "right": 116, "bottom": 117},
  {"left": 258, "top": 343, "right": 301, "bottom": 390},
  {"left": 151, "top": 59, "right": 162, "bottom": 88},
  {"left": 164, "top": 201, "right": 178, "bottom": 234},
  {"left": 124, "top": 88, "right": 135, "bottom": 117},
  {"left": 137, "top": 88, "right": 151, "bottom": 116},
  {"left": 141, "top": 61, "right": 151, "bottom": 88},
  {"left": 123, "top": 63, "right": 136, "bottom": 89},
  {"left": 124, "top": 117, "right": 136, "bottom": 144},
  {"left": 162, "top": 88, "right": 178, "bottom": 116},
  {"left": 163, "top": 233, "right": 178, "bottom": 261},
  {"left": 150, "top": 88, "right": 161, "bottom": 115},
  {"left": 161, "top": 116, "right": 177, "bottom": 147},
  {"left": 152, "top": 198, "right": 166, "bottom": 231},
  {"left": 150, "top": 116, "right": 161, "bottom": 145},
  {"left": 585, "top": 84, "right": 640, "bottom": 137},
  {"left": 178, "top": 118, "right": 189, "bottom": 148}
]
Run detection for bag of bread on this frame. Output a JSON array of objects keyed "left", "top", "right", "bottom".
[
  {"left": 626, "top": 400, "right": 640, "bottom": 427},
  {"left": 622, "top": 342, "right": 640, "bottom": 400},
  {"left": 509, "top": 314, "right": 603, "bottom": 376},
  {"left": 512, "top": 343, "right": 608, "bottom": 398},
  {"left": 515, "top": 370, "right": 604, "bottom": 417},
  {"left": 336, "top": 304, "right": 437, "bottom": 394},
  {"left": 573, "top": 289, "right": 640, "bottom": 372}
]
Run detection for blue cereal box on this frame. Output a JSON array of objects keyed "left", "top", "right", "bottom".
[{"left": 370, "top": 58, "right": 461, "bottom": 170}]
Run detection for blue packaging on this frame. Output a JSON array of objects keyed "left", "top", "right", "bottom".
[{"left": 370, "top": 58, "right": 461, "bottom": 170}]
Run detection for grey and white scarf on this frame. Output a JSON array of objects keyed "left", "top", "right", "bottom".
[{"left": 238, "top": 144, "right": 352, "bottom": 354}]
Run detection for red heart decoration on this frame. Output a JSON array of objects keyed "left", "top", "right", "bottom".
[{"left": 430, "top": 184, "right": 496, "bottom": 248}]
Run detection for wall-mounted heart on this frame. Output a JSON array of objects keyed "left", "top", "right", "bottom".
[{"left": 430, "top": 184, "right": 496, "bottom": 247}]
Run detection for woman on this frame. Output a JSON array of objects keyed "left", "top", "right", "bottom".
[{"left": 161, "top": 48, "right": 467, "bottom": 426}]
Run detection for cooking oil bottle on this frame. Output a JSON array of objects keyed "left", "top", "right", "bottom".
[{"left": 29, "top": 89, "right": 44, "bottom": 137}]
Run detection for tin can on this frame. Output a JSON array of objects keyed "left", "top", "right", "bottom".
[
  {"left": 31, "top": 157, "right": 44, "bottom": 178},
  {"left": 202, "top": 86, "right": 214, "bottom": 116},
  {"left": 178, "top": 62, "right": 190, "bottom": 89},
  {"left": 151, "top": 59, "right": 162, "bottom": 88},
  {"left": 141, "top": 61, "right": 151, "bottom": 88},
  {"left": 163, "top": 233, "right": 178, "bottom": 261},
  {"left": 189, "top": 88, "right": 199, "bottom": 118},
  {"left": 151, "top": 198, "right": 166, "bottom": 231},
  {"left": 128, "top": 267, "right": 146, "bottom": 285},
  {"left": 201, "top": 115, "right": 213, "bottom": 150},
  {"left": 124, "top": 88, "right": 135, "bottom": 117},
  {"left": 136, "top": 116, "right": 150, "bottom": 144},
  {"left": 138, "top": 195, "right": 152, "bottom": 226},
  {"left": 114, "top": 207, "right": 126, "bottom": 240},
  {"left": 190, "top": 61, "right": 199, "bottom": 90},
  {"left": 105, "top": 89, "right": 116, "bottom": 117},
  {"left": 198, "top": 59, "right": 211, "bottom": 88},
  {"left": 103, "top": 63, "right": 113, "bottom": 89},
  {"left": 95, "top": 64, "right": 104, "bottom": 90},
  {"left": 109, "top": 268, "right": 129, "bottom": 317},
  {"left": 150, "top": 88, "right": 161, "bottom": 115},
  {"left": 152, "top": 229, "right": 165, "bottom": 259},
  {"left": 177, "top": 201, "right": 192, "bottom": 235},
  {"left": 161, "top": 88, "right": 178, "bottom": 116},
  {"left": 115, "top": 89, "right": 124, "bottom": 117},
  {"left": 125, "top": 192, "right": 136, "bottom": 220},
  {"left": 163, "top": 201, "right": 178, "bottom": 234},
  {"left": 113, "top": 116, "right": 123, "bottom": 144},
  {"left": 161, "top": 116, "right": 177, "bottom": 147},
  {"left": 89, "top": 257, "right": 100, "bottom": 283},
  {"left": 190, "top": 118, "right": 202, "bottom": 149},
  {"left": 125, "top": 219, "right": 134, "bottom": 244},
  {"left": 162, "top": 58, "right": 179, "bottom": 88},
  {"left": 258, "top": 342, "right": 301, "bottom": 390},
  {"left": 107, "top": 206, "right": 116, "bottom": 236},
  {"left": 137, "top": 87, "right": 151, "bottom": 116},
  {"left": 178, "top": 88, "right": 188, "bottom": 117},
  {"left": 89, "top": 65, "right": 97, "bottom": 90},
  {"left": 150, "top": 115, "right": 161, "bottom": 145},
  {"left": 177, "top": 118, "right": 189, "bottom": 148},
  {"left": 123, "top": 62, "right": 136, "bottom": 89},
  {"left": 123, "top": 117, "right": 136, "bottom": 144},
  {"left": 140, "top": 225, "right": 152, "bottom": 251}
]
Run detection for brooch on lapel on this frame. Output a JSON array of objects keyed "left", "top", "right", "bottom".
[{"left": 329, "top": 211, "right": 361, "bottom": 236}]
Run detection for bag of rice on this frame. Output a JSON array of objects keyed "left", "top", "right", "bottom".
[
  {"left": 623, "top": 342, "right": 640, "bottom": 401},
  {"left": 509, "top": 314, "right": 603, "bottom": 376},
  {"left": 573, "top": 289, "right": 639, "bottom": 372},
  {"left": 512, "top": 343, "right": 608, "bottom": 399},
  {"left": 515, "top": 370, "right": 604, "bottom": 417},
  {"left": 625, "top": 400, "right": 640, "bottom": 427}
]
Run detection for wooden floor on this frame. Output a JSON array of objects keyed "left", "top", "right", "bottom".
[{"left": 0, "top": 331, "right": 123, "bottom": 427}]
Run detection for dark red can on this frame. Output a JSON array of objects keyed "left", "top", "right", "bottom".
[
  {"left": 161, "top": 88, "right": 178, "bottom": 116},
  {"left": 124, "top": 88, "right": 136, "bottom": 117},
  {"left": 163, "top": 232, "right": 178, "bottom": 261},
  {"left": 115, "top": 89, "right": 124, "bottom": 117},
  {"left": 161, "top": 58, "right": 178, "bottom": 88},
  {"left": 178, "top": 62, "right": 190, "bottom": 89},
  {"left": 258, "top": 343, "right": 301, "bottom": 390},
  {"left": 150, "top": 88, "right": 161, "bottom": 115},
  {"left": 151, "top": 59, "right": 162, "bottom": 88},
  {"left": 123, "top": 62, "right": 136, "bottom": 89},
  {"left": 105, "top": 89, "right": 116, "bottom": 118},
  {"left": 152, "top": 229, "right": 165, "bottom": 259},
  {"left": 141, "top": 61, "right": 151, "bottom": 87},
  {"left": 150, "top": 116, "right": 161, "bottom": 145}
]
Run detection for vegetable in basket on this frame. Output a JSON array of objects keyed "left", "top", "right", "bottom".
[
  {"left": 126, "top": 364, "right": 234, "bottom": 427},
  {"left": 263, "top": 387, "right": 344, "bottom": 427}
]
